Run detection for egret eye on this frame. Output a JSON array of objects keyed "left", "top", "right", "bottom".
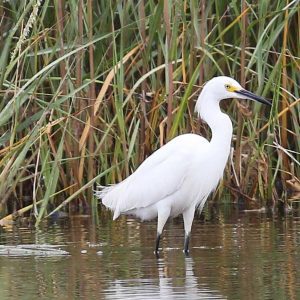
[{"left": 225, "top": 84, "right": 231, "bottom": 90}]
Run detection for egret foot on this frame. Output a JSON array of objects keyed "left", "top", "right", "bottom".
[
  {"left": 184, "top": 233, "right": 190, "bottom": 254},
  {"left": 155, "top": 233, "right": 161, "bottom": 255}
]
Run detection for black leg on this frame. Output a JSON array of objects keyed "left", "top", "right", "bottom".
[
  {"left": 155, "top": 232, "right": 161, "bottom": 255},
  {"left": 184, "top": 232, "right": 190, "bottom": 255}
]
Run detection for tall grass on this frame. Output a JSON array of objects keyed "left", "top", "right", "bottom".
[{"left": 0, "top": 0, "right": 299, "bottom": 224}]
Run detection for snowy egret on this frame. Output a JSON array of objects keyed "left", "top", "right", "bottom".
[{"left": 95, "top": 76, "right": 271, "bottom": 254}]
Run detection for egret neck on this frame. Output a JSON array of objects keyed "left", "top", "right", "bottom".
[{"left": 196, "top": 88, "right": 233, "bottom": 163}]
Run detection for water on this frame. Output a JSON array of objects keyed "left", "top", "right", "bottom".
[{"left": 0, "top": 208, "right": 299, "bottom": 300}]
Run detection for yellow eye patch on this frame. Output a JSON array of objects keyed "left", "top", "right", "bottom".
[{"left": 225, "top": 84, "right": 238, "bottom": 92}]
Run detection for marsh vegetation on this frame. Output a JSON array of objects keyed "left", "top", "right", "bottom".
[{"left": 0, "top": 0, "right": 299, "bottom": 223}]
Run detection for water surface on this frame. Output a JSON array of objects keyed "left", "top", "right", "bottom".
[{"left": 0, "top": 208, "right": 299, "bottom": 299}]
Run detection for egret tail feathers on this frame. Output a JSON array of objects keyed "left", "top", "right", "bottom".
[{"left": 94, "top": 184, "right": 121, "bottom": 219}]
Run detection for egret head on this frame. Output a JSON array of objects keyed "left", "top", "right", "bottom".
[{"left": 195, "top": 76, "right": 271, "bottom": 117}]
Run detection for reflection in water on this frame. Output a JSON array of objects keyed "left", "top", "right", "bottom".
[
  {"left": 104, "top": 256, "right": 224, "bottom": 299},
  {"left": 157, "top": 257, "right": 224, "bottom": 299},
  {"left": 0, "top": 209, "right": 299, "bottom": 299}
]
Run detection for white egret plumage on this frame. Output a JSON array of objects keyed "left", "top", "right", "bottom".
[{"left": 95, "top": 76, "right": 271, "bottom": 254}]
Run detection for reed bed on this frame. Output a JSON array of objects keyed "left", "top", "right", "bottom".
[{"left": 0, "top": 0, "right": 299, "bottom": 224}]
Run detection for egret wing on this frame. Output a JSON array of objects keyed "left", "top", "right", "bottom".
[
  {"left": 120, "top": 151, "right": 189, "bottom": 210},
  {"left": 98, "top": 134, "right": 209, "bottom": 218}
]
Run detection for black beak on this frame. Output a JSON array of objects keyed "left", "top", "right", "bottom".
[{"left": 235, "top": 89, "right": 272, "bottom": 106}]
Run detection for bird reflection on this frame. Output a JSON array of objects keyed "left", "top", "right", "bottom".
[
  {"left": 104, "top": 254, "right": 225, "bottom": 299},
  {"left": 156, "top": 255, "right": 224, "bottom": 299}
]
